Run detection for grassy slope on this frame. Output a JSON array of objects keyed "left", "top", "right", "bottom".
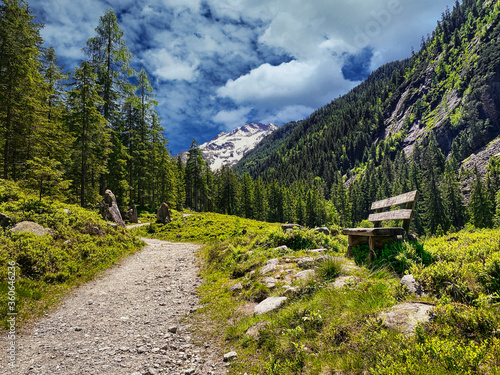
[
  {"left": 0, "top": 180, "right": 144, "bottom": 328},
  {"left": 141, "top": 212, "right": 500, "bottom": 374}
]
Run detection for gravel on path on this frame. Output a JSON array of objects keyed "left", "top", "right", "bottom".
[{"left": 1, "top": 238, "right": 227, "bottom": 375}]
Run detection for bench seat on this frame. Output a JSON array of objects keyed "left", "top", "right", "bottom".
[{"left": 342, "top": 227, "right": 406, "bottom": 237}]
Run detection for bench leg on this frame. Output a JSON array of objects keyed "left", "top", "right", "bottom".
[
  {"left": 368, "top": 236, "right": 399, "bottom": 261},
  {"left": 346, "top": 235, "right": 369, "bottom": 257}
]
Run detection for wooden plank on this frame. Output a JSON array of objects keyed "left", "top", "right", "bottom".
[
  {"left": 343, "top": 227, "right": 406, "bottom": 237},
  {"left": 371, "top": 190, "right": 418, "bottom": 210},
  {"left": 368, "top": 209, "right": 413, "bottom": 223}
]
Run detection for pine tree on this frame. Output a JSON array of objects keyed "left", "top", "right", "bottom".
[
  {"left": 0, "top": 0, "right": 45, "bottom": 179},
  {"left": 253, "top": 177, "right": 268, "bottom": 221},
  {"left": 84, "top": 9, "right": 134, "bottom": 196},
  {"left": 468, "top": 168, "right": 494, "bottom": 228},
  {"left": 67, "top": 61, "right": 111, "bottom": 207},
  {"left": 185, "top": 139, "right": 206, "bottom": 211},
  {"left": 441, "top": 156, "right": 466, "bottom": 229},
  {"left": 241, "top": 172, "right": 254, "bottom": 219}
]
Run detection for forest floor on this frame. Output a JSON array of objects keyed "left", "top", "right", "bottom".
[{"left": 1, "top": 236, "right": 227, "bottom": 375}]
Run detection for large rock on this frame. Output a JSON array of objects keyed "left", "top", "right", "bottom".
[
  {"left": 254, "top": 297, "right": 287, "bottom": 315},
  {"left": 379, "top": 302, "right": 434, "bottom": 335},
  {"left": 156, "top": 202, "right": 172, "bottom": 224},
  {"left": 99, "top": 190, "right": 125, "bottom": 228},
  {"left": 127, "top": 205, "right": 139, "bottom": 223},
  {"left": 260, "top": 259, "right": 279, "bottom": 275},
  {"left": 401, "top": 274, "right": 425, "bottom": 296},
  {"left": 281, "top": 223, "right": 303, "bottom": 233},
  {"left": 11, "top": 221, "right": 52, "bottom": 236}
]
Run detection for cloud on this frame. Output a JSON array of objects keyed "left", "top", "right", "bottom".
[
  {"left": 143, "top": 49, "right": 199, "bottom": 82},
  {"left": 213, "top": 107, "right": 253, "bottom": 130},
  {"left": 31, "top": 0, "right": 456, "bottom": 155}
]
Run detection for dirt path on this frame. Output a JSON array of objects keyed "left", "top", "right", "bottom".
[{"left": 1, "top": 238, "right": 227, "bottom": 375}]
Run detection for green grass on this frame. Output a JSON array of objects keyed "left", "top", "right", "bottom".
[{"left": 178, "top": 214, "right": 500, "bottom": 374}]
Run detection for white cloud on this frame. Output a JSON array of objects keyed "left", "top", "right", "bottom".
[
  {"left": 216, "top": 56, "right": 356, "bottom": 110},
  {"left": 261, "top": 105, "right": 315, "bottom": 125},
  {"left": 213, "top": 107, "right": 252, "bottom": 130},
  {"left": 143, "top": 49, "right": 199, "bottom": 82}
]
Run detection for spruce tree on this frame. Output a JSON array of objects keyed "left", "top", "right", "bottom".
[
  {"left": 0, "top": 0, "right": 45, "bottom": 179},
  {"left": 67, "top": 61, "right": 111, "bottom": 207}
]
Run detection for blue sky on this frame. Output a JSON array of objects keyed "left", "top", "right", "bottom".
[{"left": 31, "top": 0, "right": 456, "bottom": 155}]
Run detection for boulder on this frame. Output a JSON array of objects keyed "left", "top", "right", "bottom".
[
  {"left": 401, "top": 274, "right": 425, "bottom": 296},
  {"left": 314, "top": 227, "right": 330, "bottom": 236},
  {"left": 254, "top": 297, "right": 287, "bottom": 315},
  {"left": 293, "top": 269, "right": 316, "bottom": 280},
  {"left": 379, "top": 302, "right": 434, "bottom": 335},
  {"left": 223, "top": 351, "right": 238, "bottom": 362},
  {"left": 246, "top": 321, "right": 269, "bottom": 339},
  {"left": 297, "top": 256, "right": 316, "bottom": 268},
  {"left": 281, "top": 223, "right": 303, "bottom": 233},
  {"left": 99, "top": 190, "right": 126, "bottom": 228},
  {"left": 262, "top": 277, "right": 278, "bottom": 288},
  {"left": 10, "top": 221, "right": 52, "bottom": 236},
  {"left": 229, "top": 283, "right": 243, "bottom": 292},
  {"left": 156, "top": 202, "right": 172, "bottom": 224},
  {"left": 127, "top": 205, "right": 139, "bottom": 223}
]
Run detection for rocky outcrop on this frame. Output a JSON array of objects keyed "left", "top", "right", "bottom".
[
  {"left": 126, "top": 205, "right": 139, "bottom": 224},
  {"left": 10, "top": 221, "right": 52, "bottom": 236},
  {"left": 379, "top": 302, "right": 434, "bottom": 335},
  {"left": 156, "top": 203, "right": 172, "bottom": 224},
  {"left": 99, "top": 189, "right": 126, "bottom": 228}
]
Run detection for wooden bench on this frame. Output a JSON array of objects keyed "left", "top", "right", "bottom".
[{"left": 343, "top": 190, "right": 418, "bottom": 259}]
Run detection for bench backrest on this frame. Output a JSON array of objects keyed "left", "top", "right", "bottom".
[{"left": 367, "top": 190, "right": 418, "bottom": 233}]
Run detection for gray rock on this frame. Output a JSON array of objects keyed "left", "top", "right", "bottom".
[
  {"left": 223, "top": 351, "right": 238, "bottom": 362},
  {"left": 229, "top": 283, "right": 243, "bottom": 292},
  {"left": 184, "top": 368, "right": 196, "bottom": 375},
  {"left": 401, "top": 274, "right": 425, "bottom": 296},
  {"left": 331, "top": 276, "right": 356, "bottom": 289},
  {"left": 293, "top": 269, "right": 316, "bottom": 280},
  {"left": 281, "top": 224, "right": 303, "bottom": 233},
  {"left": 379, "top": 302, "right": 434, "bottom": 335},
  {"left": 273, "top": 245, "right": 289, "bottom": 252},
  {"left": 308, "top": 248, "right": 327, "bottom": 254},
  {"left": 254, "top": 297, "right": 287, "bottom": 315},
  {"left": 282, "top": 286, "right": 298, "bottom": 296},
  {"left": 99, "top": 189, "right": 126, "bottom": 228},
  {"left": 245, "top": 321, "right": 269, "bottom": 339},
  {"left": 314, "top": 227, "right": 330, "bottom": 235},
  {"left": 262, "top": 277, "right": 277, "bottom": 288},
  {"left": 156, "top": 202, "right": 172, "bottom": 224},
  {"left": 168, "top": 326, "right": 178, "bottom": 334},
  {"left": 297, "top": 257, "right": 316, "bottom": 268},
  {"left": 128, "top": 205, "right": 139, "bottom": 223},
  {"left": 260, "top": 262, "right": 277, "bottom": 275},
  {"left": 10, "top": 221, "right": 52, "bottom": 236}
]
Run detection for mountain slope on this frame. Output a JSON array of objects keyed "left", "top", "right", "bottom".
[
  {"left": 235, "top": 0, "right": 500, "bottom": 188},
  {"left": 179, "top": 123, "right": 278, "bottom": 170}
]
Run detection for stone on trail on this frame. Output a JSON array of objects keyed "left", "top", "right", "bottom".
[
  {"left": 99, "top": 189, "right": 126, "bottom": 228},
  {"left": 223, "top": 351, "right": 238, "bottom": 362},
  {"left": 254, "top": 296, "right": 287, "bottom": 315},
  {"left": 156, "top": 202, "right": 172, "bottom": 224}
]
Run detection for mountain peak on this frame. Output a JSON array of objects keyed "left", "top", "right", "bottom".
[{"left": 179, "top": 123, "right": 278, "bottom": 171}]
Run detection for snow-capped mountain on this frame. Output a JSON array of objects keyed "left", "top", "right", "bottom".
[{"left": 179, "top": 123, "right": 278, "bottom": 171}]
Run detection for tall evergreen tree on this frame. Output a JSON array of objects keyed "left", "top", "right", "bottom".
[
  {"left": 468, "top": 167, "right": 494, "bottom": 228},
  {"left": 67, "top": 61, "right": 111, "bottom": 207},
  {"left": 185, "top": 139, "right": 206, "bottom": 211},
  {"left": 0, "top": 0, "right": 45, "bottom": 179},
  {"left": 84, "top": 9, "right": 134, "bottom": 196}
]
